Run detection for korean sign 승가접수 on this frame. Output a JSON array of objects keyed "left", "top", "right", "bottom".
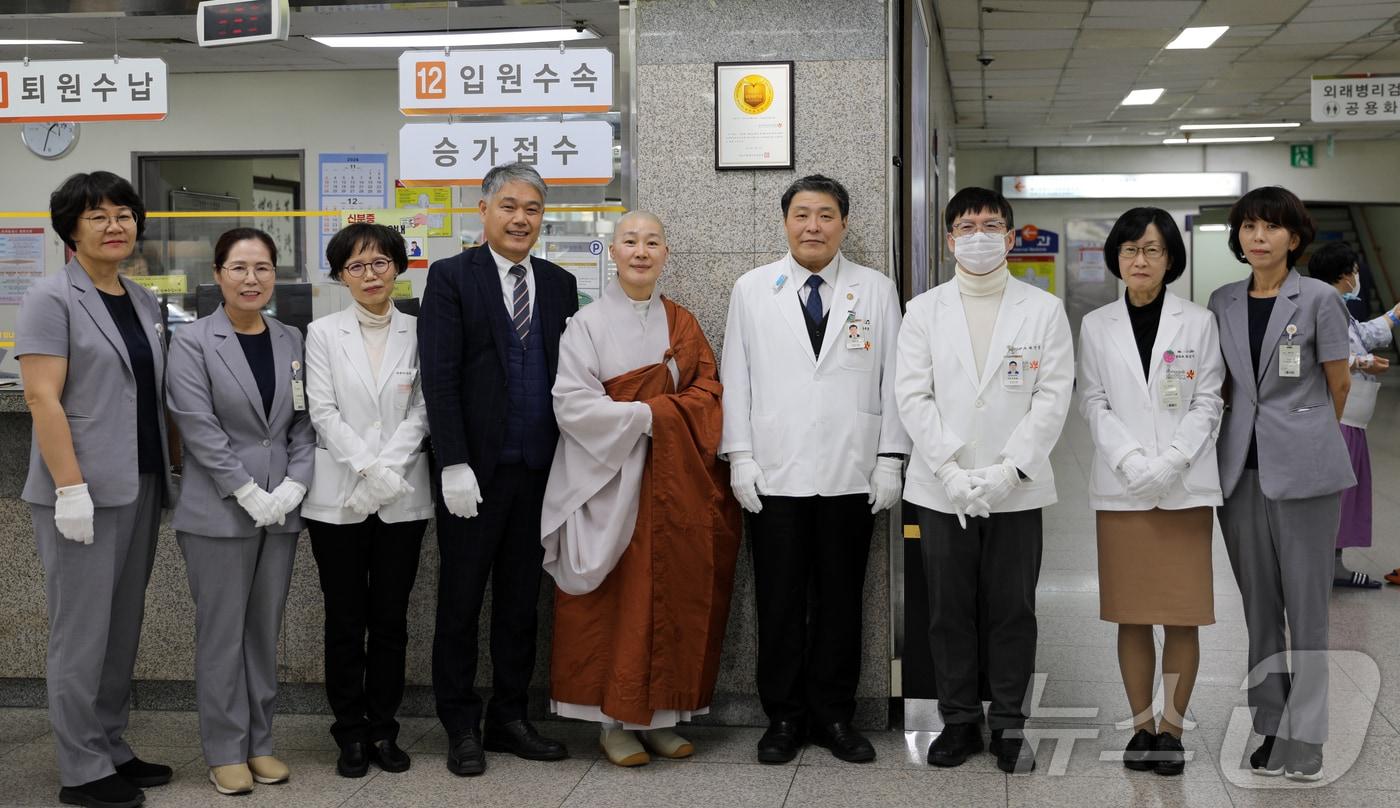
[
  {"left": 398, "top": 121, "right": 614, "bottom": 186},
  {"left": 0, "top": 58, "right": 167, "bottom": 122},
  {"left": 399, "top": 48, "right": 612, "bottom": 115}
]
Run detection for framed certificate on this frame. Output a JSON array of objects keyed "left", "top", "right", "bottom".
[{"left": 714, "top": 61, "right": 794, "bottom": 170}]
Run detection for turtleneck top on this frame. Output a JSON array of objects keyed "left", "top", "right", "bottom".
[
  {"left": 954, "top": 264, "right": 1010, "bottom": 376},
  {"left": 354, "top": 300, "right": 393, "bottom": 381}
]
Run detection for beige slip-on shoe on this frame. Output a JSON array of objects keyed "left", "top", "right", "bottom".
[
  {"left": 247, "top": 755, "right": 291, "bottom": 784},
  {"left": 640, "top": 728, "right": 695, "bottom": 759},
  {"left": 209, "top": 764, "right": 254, "bottom": 795},
  {"left": 600, "top": 728, "right": 649, "bottom": 767}
]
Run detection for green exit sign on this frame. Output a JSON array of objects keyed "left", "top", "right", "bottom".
[{"left": 1291, "top": 143, "right": 1314, "bottom": 168}]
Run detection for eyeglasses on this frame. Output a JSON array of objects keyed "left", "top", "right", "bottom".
[
  {"left": 82, "top": 213, "right": 136, "bottom": 229},
  {"left": 219, "top": 263, "right": 276, "bottom": 280},
  {"left": 1118, "top": 244, "right": 1166, "bottom": 260},
  {"left": 344, "top": 258, "right": 394, "bottom": 278},
  {"left": 951, "top": 220, "right": 1008, "bottom": 236}
]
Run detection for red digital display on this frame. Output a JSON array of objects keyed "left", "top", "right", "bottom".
[{"left": 202, "top": 1, "right": 273, "bottom": 42}]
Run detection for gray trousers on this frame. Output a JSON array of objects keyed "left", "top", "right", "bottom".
[
  {"left": 1219, "top": 470, "right": 1339, "bottom": 744},
  {"left": 32, "top": 475, "right": 161, "bottom": 787},
  {"left": 177, "top": 529, "right": 297, "bottom": 766}
]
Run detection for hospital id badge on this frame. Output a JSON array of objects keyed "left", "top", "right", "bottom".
[
  {"left": 1003, "top": 353, "right": 1025, "bottom": 389},
  {"left": 1161, "top": 377, "right": 1182, "bottom": 410},
  {"left": 291, "top": 379, "right": 307, "bottom": 411},
  {"left": 1279, "top": 344, "right": 1301, "bottom": 378}
]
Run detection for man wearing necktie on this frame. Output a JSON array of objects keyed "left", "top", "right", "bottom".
[
  {"left": 720, "top": 175, "right": 910, "bottom": 765},
  {"left": 418, "top": 163, "right": 579, "bottom": 776}
]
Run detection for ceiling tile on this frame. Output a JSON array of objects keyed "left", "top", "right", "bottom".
[
  {"left": 1294, "top": 2, "right": 1400, "bottom": 22},
  {"left": 1267, "top": 20, "right": 1392, "bottom": 44},
  {"left": 1072, "top": 27, "right": 1177, "bottom": 46},
  {"left": 933, "top": 0, "right": 981, "bottom": 28},
  {"left": 983, "top": 12, "right": 1086, "bottom": 29},
  {"left": 1191, "top": 0, "right": 1309, "bottom": 25},
  {"left": 1089, "top": 1, "right": 1201, "bottom": 21},
  {"left": 943, "top": 28, "right": 981, "bottom": 52}
]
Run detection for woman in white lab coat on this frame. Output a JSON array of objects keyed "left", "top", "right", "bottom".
[
  {"left": 302, "top": 223, "right": 433, "bottom": 779},
  {"left": 1077, "top": 207, "right": 1225, "bottom": 776}
]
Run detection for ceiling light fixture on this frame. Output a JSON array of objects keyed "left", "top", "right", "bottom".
[
  {"left": 1165, "top": 26, "right": 1229, "bottom": 49},
  {"left": 1162, "top": 136, "right": 1276, "bottom": 144},
  {"left": 309, "top": 27, "right": 599, "bottom": 49},
  {"left": 1122, "top": 88, "right": 1165, "bottom": 105},
  {"left": 1179, "top": 122, "right": 1300, "bottom": 130},
  {"left": 0, "top": 39, "right": 83, "bottom": 45},
  {"left": 1197, "top": 224, "right": 1228, "bottom": 232}
]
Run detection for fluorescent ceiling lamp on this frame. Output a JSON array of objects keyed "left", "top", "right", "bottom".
[
  {"left": 1196, "top": 224, "right": 1228, "bottom": 232},
  {"left": 1165, "top": 26, "right": 1229, "bottom": 49},
  {"left": 310, "top": 27, "right": 598, "bottom": 48},
  {"left": 1163, "top": 136, "right": 1276, "bottom": 144},
  {"left": 1179, "top": 122, "right": 1300, "bottom": 130},
  {"left": 1122, "top": 88, "right": 1164, "bottom": 105},
  {"left": 0, "top": 39, "right": 82, "bottom": 45},
  {"left": 999, "top": 172, "right": 1246, "bottom": 199}
]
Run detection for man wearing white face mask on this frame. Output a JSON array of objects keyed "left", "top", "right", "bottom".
[{"left": 895, "top": 187, "right": 1073, "bottom": 774}]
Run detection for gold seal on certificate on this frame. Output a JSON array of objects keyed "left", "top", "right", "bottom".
[{"left": 734, "top": 74, "right": 774, "bottom": 115}]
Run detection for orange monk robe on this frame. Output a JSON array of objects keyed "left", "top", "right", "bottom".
[{"left": 544, "top": 295, "right": 741, "bottom": 727}]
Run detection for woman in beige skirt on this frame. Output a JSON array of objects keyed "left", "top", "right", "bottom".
[{"left": 1077, "top": 208, "right": 1226, "bottom": 776}]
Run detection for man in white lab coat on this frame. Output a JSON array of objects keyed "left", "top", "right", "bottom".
[
  {"left": 896, "top": 187, "right": 1074, "bottom": 774},
  {"left": 721, "top": 175, "right": 910, "bottom": 765}
]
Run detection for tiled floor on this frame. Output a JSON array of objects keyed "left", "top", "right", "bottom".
[{"left": 4, "top": 385, "right": 1400, "bottom": 807}]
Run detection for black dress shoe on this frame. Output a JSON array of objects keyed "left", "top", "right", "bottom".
[
  {"left": 369, "top": 739, "right": 412, "bottom": 773},
  {"left": 115, "top": 757, "right": 172, "bottom": 788},
  {"left": 812, "top": 722, "right": 875, "bottom": 763},
  {"left": 927, "top": 722, "right": 982, "bottom": 768},
  {"left": 756, "top": 720, "right": 804, "bottom": 764},
  {"left": 1152, "top": 731, "right": 1186, "bottom": 776},
  {"left": 336, "top": 741, "right": 369, "bottom": 778},
  {"left": 58, "top": 774, "right": 144, "bottom": 808},
  {"left": 446, "top": 732, "right": 486, "bottom": 777},
  {"left": 482, "top": 719, "right": 568, "bottom": 761},
  {"left": 990, "top": 729, "right": 1036, "bottom": 774},
  {"left": 1122, "top": 729, "right": 1156, "bottom": 771}
]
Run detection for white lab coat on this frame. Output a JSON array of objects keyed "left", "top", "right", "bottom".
[
  {"left": 1077, "top": 291, "right": 1225, "bottom": 511},
  {"left": 719, "top": 252, "right": 911, "bottom": 496},
  {"left": 301, "top": 305, "right": 434, "bottom": 524},
  {"left": 896, "top": 274, "right": 1074, "bottom": 513}
]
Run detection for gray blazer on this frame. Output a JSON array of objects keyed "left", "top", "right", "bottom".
[
  {"left": 165, "top": 305, "right": 315, "bottom": 537},
  {"left": 1207, "top": 269, "right": 1354, "bottom": 501},
  {"left": 16, "top": 259, "right": 174, "bottom": 508}
]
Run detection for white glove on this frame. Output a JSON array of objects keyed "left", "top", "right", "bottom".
[
  {"left": 867, "top": 456, "right": 904, "bottom": 514},
  {"left": 967, "top": 461, "right": 1020, "bottom": 514},
  {"left": 1126, "top": 448, "right": 1189, "bottom": 501},
  {"left": 728, "top": 451, "right": 766, "bottom": 514},
  {"left": 344, "top": 478, "right": 378, "bottom": 515},
  {"left": 441, "top": 463, "right": 483, "bottom": 519},
  {"left": 1119, "top": 450, "right": 1152, "bottom": 487},
  {"left": 234, "top": 479, "right": 285, "bottom": 528},
  {"left": 54, "top": 483, "right": 95, "bottom": 544},
  {"left": 359, "top": 461, "right": 414, "bottom": 505},
  {"left": 935, "top": 462, "right": 987, "bottom": 529},
  {"left": 270, "top": 478, "right": 307, "bottom": 519}
]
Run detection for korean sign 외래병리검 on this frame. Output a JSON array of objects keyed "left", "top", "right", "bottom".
[
  {"left": 1311, "top": 73, "right": 1400, "bottom": 123},
  {"left": 398, "top": 121, "right": 614, "bottom": 186},
  {"left": 398, "top": 48, "right": 612, "bottom": 115},
  {"left": 0, "top": 58, "right": 167, "bottom": 122}
]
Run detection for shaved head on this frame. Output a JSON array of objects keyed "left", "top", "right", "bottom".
[{"left": 613, "top": 210, "right": 666, "bottom": 244}]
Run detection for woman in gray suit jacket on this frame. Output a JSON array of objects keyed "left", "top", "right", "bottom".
[
  {"left": 17, "top": 172, "right": 174, "bottom": 808},
  {"left": 1207, "top": 187, "right": 1352, "bottom": 782},
  {"left": 165, "top": 228, "right": 315, "bottom": 797}
]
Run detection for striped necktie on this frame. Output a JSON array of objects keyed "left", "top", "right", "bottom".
[{"left": 509, "top": 264, "right": 530, "bottom": 342}]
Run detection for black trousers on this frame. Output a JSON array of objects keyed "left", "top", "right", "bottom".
[
  {"left": 917, "top": 506, "right": 1042, "bottom": 731},
  {"left": 749, "top": 494, "right": 873, "bottom": 728},
  {"left": 432, "top": 463, "right": 548, "bottom": 736},
  {"left": 307, "top": 515, "right": 426, "bottom": 748}
]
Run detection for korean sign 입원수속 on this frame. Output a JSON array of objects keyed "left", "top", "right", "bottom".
[
  {"left": 1311, "top": 73, "right": 1400, "bottom": 123},
  {"left": 399, "top": 48, "right": 612, "bottom": 115},
  {"left": 0, "top": 58, "right": 167, "bottom": 122},
  {"left": 398, "top": 121, "right": 614, "bottom": 186}
]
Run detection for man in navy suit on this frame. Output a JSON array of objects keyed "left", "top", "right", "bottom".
[{"left": 418, "top": 162, "right": 579, "bottom": 777}]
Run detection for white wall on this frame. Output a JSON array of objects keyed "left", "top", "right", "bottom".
[{"left": 955, "top": 140, "right": 1400, "bottom": 303}]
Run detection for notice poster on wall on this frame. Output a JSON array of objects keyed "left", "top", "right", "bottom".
[
  {"left": 1008, "top": 224, "right": 1058, "bottom": 294},
  {"left": 341, "top": 209, "right": 429, "bottom": 270},
  {"left": 0, "top": 227, "right": 45, "bottom": 304},
  {"left": 319, "top": 153, "right": 389, "bottom": 273},
  {"left": 541, "top": 236, "right": 606, "bottom": 307},
  {"left": 394, "top": 186, "right": 452, "bottom": 237}
]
